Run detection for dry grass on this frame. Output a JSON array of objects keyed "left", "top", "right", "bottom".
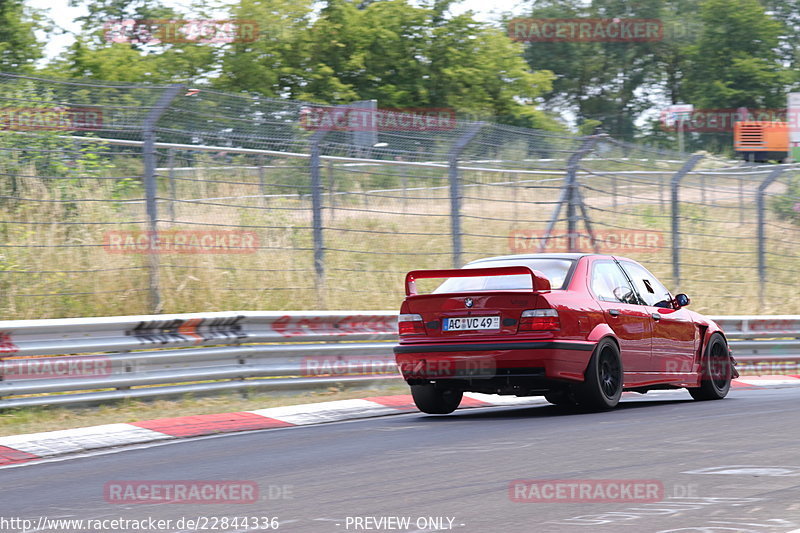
[{"left": 1, "top": 157, "right": 798, "bottom": 318}]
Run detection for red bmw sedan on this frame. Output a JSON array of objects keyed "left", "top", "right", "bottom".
[{"left": 394, "top": 253, "right": 738, "bottom": 413}]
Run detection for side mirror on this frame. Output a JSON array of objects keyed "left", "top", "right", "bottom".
[{"left": 674, "top": 293, "right": 690, "bottom": 308}]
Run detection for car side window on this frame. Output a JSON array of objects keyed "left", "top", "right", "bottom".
[
  {"left": 591, "top": 260, "right": 640, "bottom": 305},
  {"left": 619, "top": 261, "right": 673, "bottom": 308}
]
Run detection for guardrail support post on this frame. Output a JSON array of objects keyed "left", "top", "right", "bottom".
[
  {"left": 143, "top": 84, "right": 184, "bottom": 314},
  {"left": 448, "top": 122, "right": 485, "bottom": 268},
  {"left": 757, "top": 167, "right": 785, "bottom": 308},
  {"left": 670, "top": 154, "right": 703, "bottom": 285}
]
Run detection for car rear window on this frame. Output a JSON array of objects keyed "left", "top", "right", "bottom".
[{"left": 433, "top": 259, "right": 575, "bottom": 293}]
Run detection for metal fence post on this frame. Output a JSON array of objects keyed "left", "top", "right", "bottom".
[
  {"left": 611, "top": 174, "right": 617, "bottom": 208},
  {"left": 739, "top": 175, "right": 745, "bottom": 225},
  {"left": 310, "top": 130, "right": 327, "bottom": 307},
  {"left": 540, "top": 135, "right": 598, "bottom": 252},
  {"left": 448, "top": 122, "right": 484, "bottom": 268},
  {"left": 327, "top": 160, "right": 335, "bottom": 220},
  {"left": 670, "top": 154, "right": 703, "bottom": 285},
  {"left": 257, "top": 155, "right": 268, "bottom": 207},
  {"left": 166, "top": 149, "right": 176, "bottom": 223},
  {"left": 757, "top": 167, "right": 785, "bottom": 307},
  {"left": 401, "top": 169, "right": 408, "bottom": 213},
  {"left": 142, "top": 84, "right": 184, "bottom": 314},
  {"left": 565, "top": 137, "right": 599, "bottom": 252},
  {"left": 700, "top": 172, "right": 706, "bottom": 204}
]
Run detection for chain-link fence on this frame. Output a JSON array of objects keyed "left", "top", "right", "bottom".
[{"left": 1, "top": 72, "right": 799, "bottom": 319}]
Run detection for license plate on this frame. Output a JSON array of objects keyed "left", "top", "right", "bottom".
[{"left": 443, "top": 316, "right": 500, "bottom": 331}]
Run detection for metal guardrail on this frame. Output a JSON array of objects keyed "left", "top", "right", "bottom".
[
  {"left": 713, "top": 316, "right": 800, "bottom": 372},
  {"left": 0, "top": 311, "right": 399, "bottom": 409},
  {"left": 0, "top": 313, "right": 798, "bottom": 409}
]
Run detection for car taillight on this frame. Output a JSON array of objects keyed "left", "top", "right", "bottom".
[
  {"left": 520, "top": 309, "right": 560, "bottom": 331},
  {"left": 398, "top": 313, "right": 425, "bottom": 335}
]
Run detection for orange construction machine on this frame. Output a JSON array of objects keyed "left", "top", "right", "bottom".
[{"left": 733, "top": 121, "right": 789, "bottom": 162}]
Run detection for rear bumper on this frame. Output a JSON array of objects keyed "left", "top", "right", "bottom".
[{"left": 393, "top": 340, "right": 595, "bottom": 383}]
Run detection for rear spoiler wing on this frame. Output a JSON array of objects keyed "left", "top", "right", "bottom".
[{"left": 404, "top": 266, "right": 551, "bottom": 296}]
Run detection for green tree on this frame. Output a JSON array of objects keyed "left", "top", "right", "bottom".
[
  {"left": 681, "top": 0, "right": 788, "bottom": 152},
  {"left": 521, "top": 0, "right": 690, "bottom": 140},
  {"left": 0, "top": 0, "right": 44, "bottom": 72},
  {"left": 0, "top": 79, "right": 113, "bottom": 215},
  {"left": 213, "top": 0, "right": 315, "bottom": 97},
  {"left": 289, "top": 0, "right": 556, "bottom": 127},
  {"left": 48, "top": 0, "right": 216, "bottom": 83},
  {"left": 648, "top": 0, "right": 703, "bottom": 105},
  {"left": 684, "top": 0, "right": 786, "bottom": 109},
  {"left": 762, "top": 0, "right": 800, "bottom": 82}
]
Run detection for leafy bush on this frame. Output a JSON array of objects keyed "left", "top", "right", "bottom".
[{"left": 770, "top": 176, "right": 800, "bottom": 225}]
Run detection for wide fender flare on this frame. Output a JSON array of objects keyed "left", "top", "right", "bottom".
[
  {"left": 690, "top": 312, "right": 726, "bottom": 347},
  {"left": 699, "top": 323, "right": 738, "bottom": 379},
  {"left": 578, "top": 324, "right": 618, "bottom": 376},
  {"left": 586, "top": 323, "right": 617, "bottom": 346},
  {"left": 702, "top": 323, "right": 727, "bottom": 346}
]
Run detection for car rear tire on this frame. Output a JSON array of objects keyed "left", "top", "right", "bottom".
[
  {"left": 574, "top": 338, "right": 623, "bottom": 411},
  {"left": 544, "top": 388, "right": 577, "bottom": 406},
  {"left": 688, "top": 333, "right": 731, "bottom": 401},
  {"left": 410, "top": 384, "right": 463, "bottom": 414}
]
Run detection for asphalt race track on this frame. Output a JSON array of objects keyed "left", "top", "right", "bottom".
[{"left": 3, "top": 386, "right": 800, "bottom": 533}]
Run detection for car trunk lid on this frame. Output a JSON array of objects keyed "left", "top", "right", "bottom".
[{"left": 402, "top": 266, "right": 550, "bottom": 339}]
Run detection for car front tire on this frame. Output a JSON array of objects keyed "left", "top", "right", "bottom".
[
  {"left": 574, "top": 338, "right": 623, "bottom": 410},
  {"left": 688, "top": 333, "right": 732, "bottom": 401},
  {"left": 410, "top": 384, "right": 463, "bottom": 414}
]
